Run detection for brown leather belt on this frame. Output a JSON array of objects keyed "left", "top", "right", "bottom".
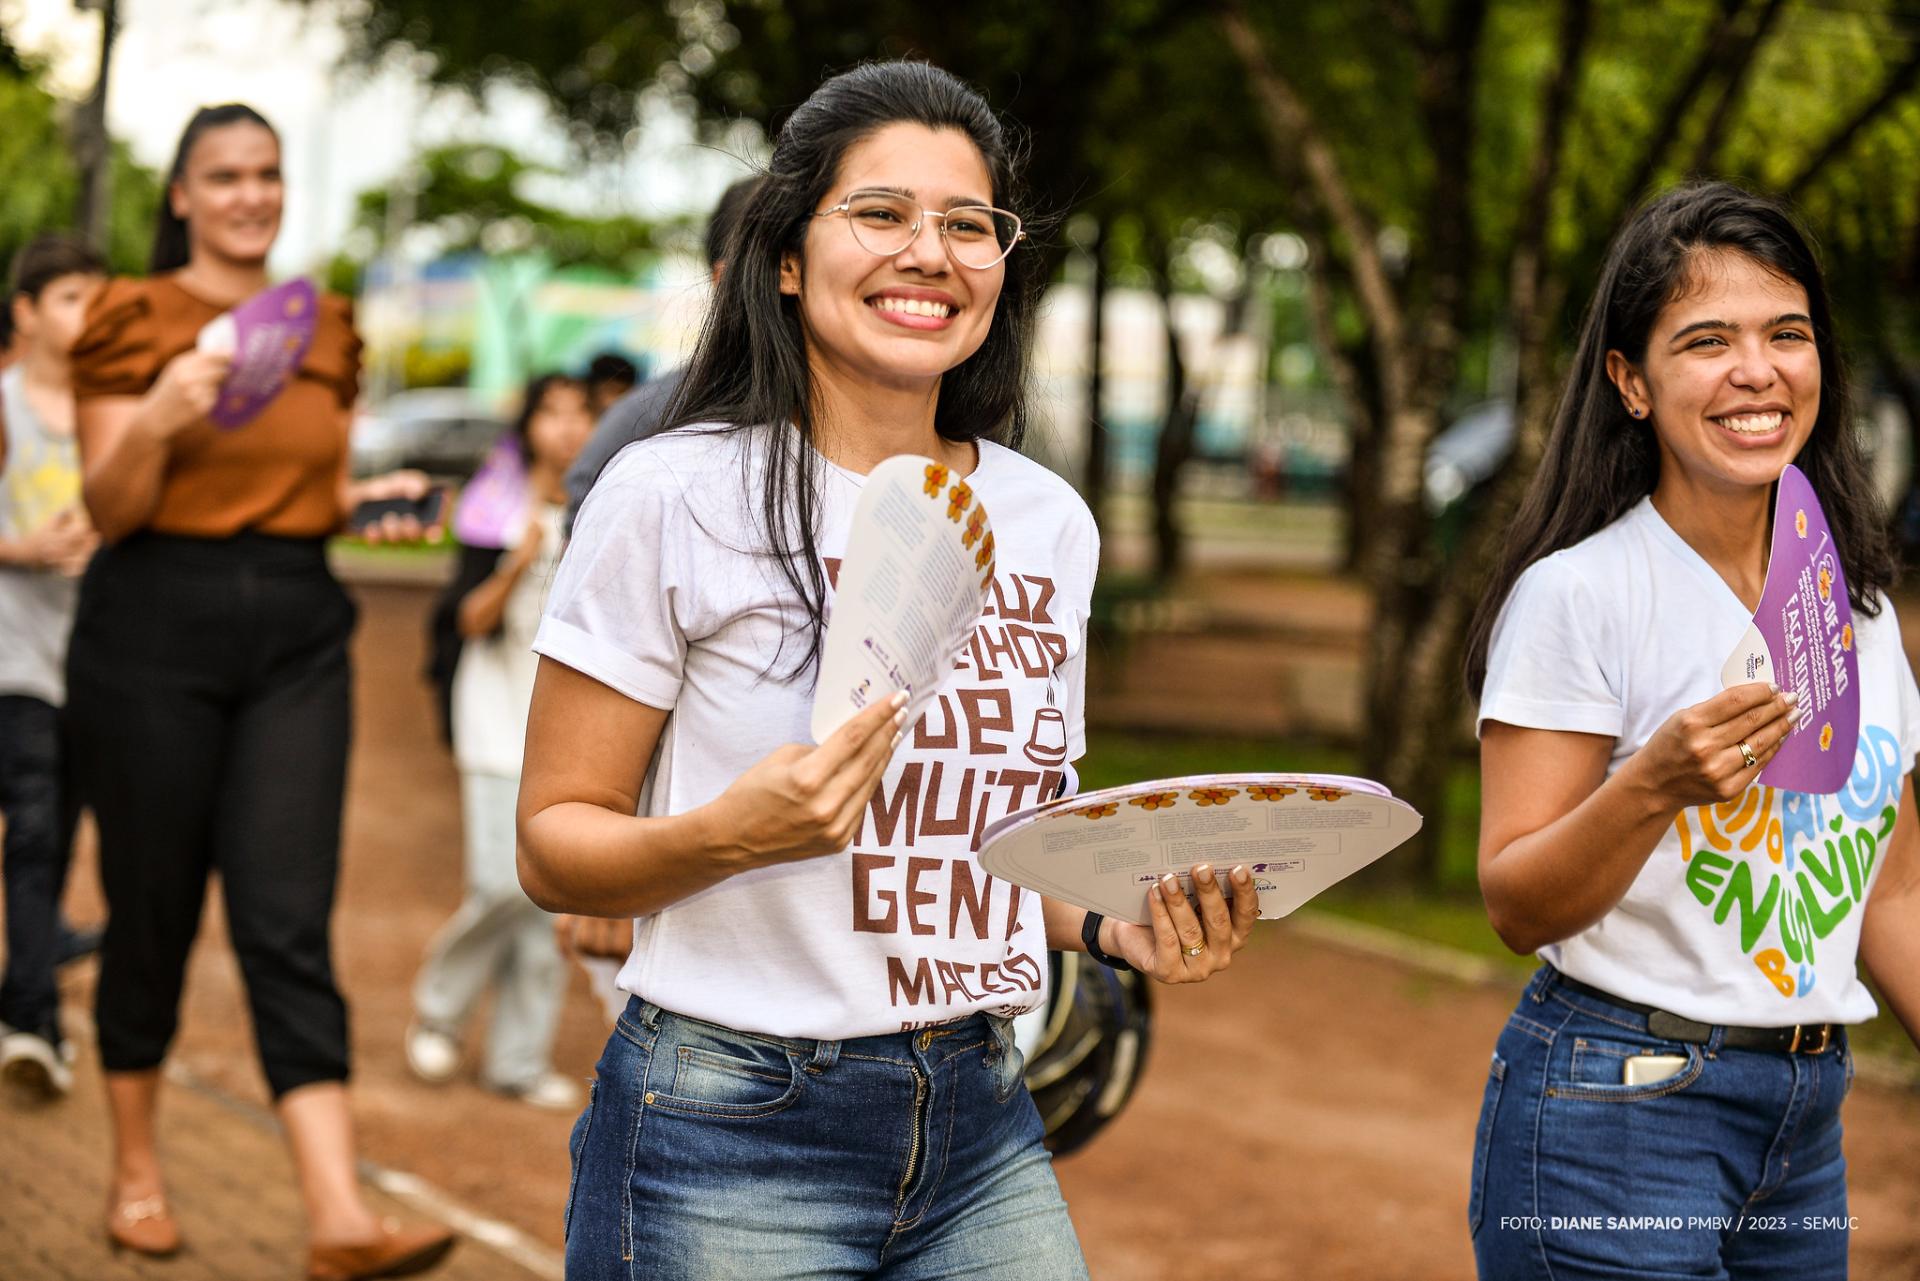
[{"left": 1551, "top": 971, "right": 1837, "bottom": 1055}]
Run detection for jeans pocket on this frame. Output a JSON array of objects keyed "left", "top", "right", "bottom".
[
  {"left": 648, "top": 1022, "right": 804, "bottom": 1118},
  {"left": 1468, "top": 1051, "right": 1507, "bottom": 1238},
  {"left": 563, "top": 1079, "right": 598, "bottom": 1239},
  {"left": 1548, "top": 1034, "right": 1704, "bottom": 1101}
]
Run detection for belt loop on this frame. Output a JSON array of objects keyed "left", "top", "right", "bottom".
[
  {"left": 1530, "top": 964, "right": 1557, "bottom": 1004},
  {"left": 984, "top": 1014, "right": 1013, "bottom": 1065},
  {"left": 639, "top": 1001, "right": 662, "bottom": 1031},
  {"left": 1706, "top": 1023, "right": 1726, "bottom": 1058},
  {"left": 807, "top": 1037, "right": 841, "bottom": 1073}
]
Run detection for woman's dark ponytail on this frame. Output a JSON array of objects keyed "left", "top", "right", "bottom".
[{"left": 149, "top": 104, "right": 278, "bottom": 274}]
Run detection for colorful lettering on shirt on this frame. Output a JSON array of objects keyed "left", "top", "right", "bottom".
[{"left": 1674, "top": 722, "right": 1903, "bottom": 1000}]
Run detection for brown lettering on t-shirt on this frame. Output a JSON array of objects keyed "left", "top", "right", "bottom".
[
  {"left": 852, "top": 853, "right": 899, "bottom": 933},
  {"left": 919, "top": 762, "right": 975, "bottom": 837},
  {"left": 949, "top": 860, "right": 992, "bottom": 939},
  {"left": 903, "top": 856, "right": 942, "bottom": 936},
  {"left": 977, "top": 626, "right": 1018, "bottom": 678},
  {"left": 958, "top": 689, "right": 1014, "bottom": 755},
  {"left": 868, "top": 762, "right": 923, "bottom": 847},
  {"left": 853, "top": 569, "right": 1077, "bottom": 1015},
  {"left": 888, "top": 956, "right": 937, "bottom": 1005},
  {"left": 913, "top": 695, "right": 960, "bottom": 750}
]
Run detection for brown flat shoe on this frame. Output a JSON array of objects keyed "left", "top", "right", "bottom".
[
  {"left": 306, "top": 1218, "right": 457, "bottom": 1281},
  {"left": 107, "top": 1194, "right": 182, "bottom": 1257}
]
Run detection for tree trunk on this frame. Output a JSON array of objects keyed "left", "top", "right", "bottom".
[
  {"left": 1150, "top": 252, "right": 1194, "bottom": 582},
  {"left": 71, "top": 0, "right": 119, "bottom": 251},
  {"left": 1082, "top": 221, "right": 1110, "bottom": 530},
  {"left": 1355, "top": 395, "right": 1448, "bottom": 886}
]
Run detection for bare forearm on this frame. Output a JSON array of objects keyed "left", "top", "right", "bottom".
[
  {"left": 1481, "top": 759, "right": 1678, "bottom": 954},
  {"left": 83, "top": 414, "right": 172, "bottom": 543},
  {"left": 1862, "top": 891, "right": 1920, "bottom": 1051},
  {"left": 1043, "top": 896, "right": 1091, "bottom": 952},
  {"left": 0, "top": 536, "right": 39, "bottom": 567},
  {"left": 456, "top": 557, "right": 529, "bottom": 637},
  {"left": 518, "top": 798, "right": 754, "bottom": 917}
]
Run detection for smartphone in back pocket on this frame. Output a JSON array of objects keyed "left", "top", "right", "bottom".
[{"left": 1622, "top": 1053, "right": 1689, "bottom": 1086}]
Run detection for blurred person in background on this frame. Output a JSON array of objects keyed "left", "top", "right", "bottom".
[
  {"left": 407, "top": 373, "right": 592, "bottom": 1109},
  {"left": 0, "top": 234, "right": 106, "bottom": 1101},
  {"left": 582, "top": 352, "right": 636, "bottom": 418},
  {"left": 0, "top": 294, "right": 16, "bottom": 374},
  {"left": 65, "top": 103, "right": 455, "bottom": 1279},
  {"left": 562, "top": 175, "right": 762, "bottom": 534}
]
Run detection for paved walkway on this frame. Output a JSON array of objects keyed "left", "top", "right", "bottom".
[{"left": 0, "top": 1008, "right": 555, "bottom": 1281}]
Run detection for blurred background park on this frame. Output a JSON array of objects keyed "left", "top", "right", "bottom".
[{"left": 6, "top": 0, "right": 1920, "bottom": 1277}]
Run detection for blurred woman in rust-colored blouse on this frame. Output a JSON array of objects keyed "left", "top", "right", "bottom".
[{"left": 67, "top": 103, "right": 455, "bottom": 1281}]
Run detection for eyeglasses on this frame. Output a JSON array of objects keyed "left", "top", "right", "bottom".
[{"left": 811, "top": 191, "right": 1025, "bottom": 269}]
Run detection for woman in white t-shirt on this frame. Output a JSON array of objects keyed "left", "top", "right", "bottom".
[
  {"left": 517, "top": 62, "right": 1257, "bottom": 1280},
  {"left": 406, "top": 374, "right": 591, "bottom": 1108},
  {"left": 1463, "top": 182, "right": 1920, "bottom": 1280}
]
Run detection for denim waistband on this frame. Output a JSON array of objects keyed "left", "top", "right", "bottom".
[
  {"left": 1529, "top": 964, "right": 1844, "bottom": 1056},
  {"left": 621, "top": 997, "right": 1009, "bottom": 1071}
]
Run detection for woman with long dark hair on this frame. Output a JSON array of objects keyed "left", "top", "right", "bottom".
[
  {"left": 518, "top": 61, "right": 1257, "bottom": 1278},
  {"left": 407, "top": 373, "right": 592, "bottom": 1107},
  {"left": 66, "top": 104, "right": 455, "bottom": 1278},
  {"left": 1464, "top": 182, "right": 1920, "bottom": 1278}
]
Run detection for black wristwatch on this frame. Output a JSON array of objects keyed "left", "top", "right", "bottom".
[{"left": 1081, "top": 911, "right": 1133, "bottom": 972}]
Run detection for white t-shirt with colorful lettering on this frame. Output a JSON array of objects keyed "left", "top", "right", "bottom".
[
  {"left": 1480, "top": 496, "right": 1920, "bottom": 1026},
  {"left": 533, "top": 425, "right": 1095, "bottom": 1040}
]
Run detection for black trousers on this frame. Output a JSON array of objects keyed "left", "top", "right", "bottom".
[
  {"left": 0, "top": 694, "right": 82, "bottom": 1038},
  {"left": 66, "top": 532, "right": 356, "bottom": 1098}
]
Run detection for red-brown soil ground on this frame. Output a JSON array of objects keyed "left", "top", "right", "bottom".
[{"left": 17, "top": 581, "right": 1920, "bottom": 1280}]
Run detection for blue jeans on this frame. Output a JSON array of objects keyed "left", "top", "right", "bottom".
[
  {"left": 1471, "top": 966, "right": 1855, "bottom": 1280},
  {"left": 565, "top": 998, "right": 1089, "bottom": 1281}
]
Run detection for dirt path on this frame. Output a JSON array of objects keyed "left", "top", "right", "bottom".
[{"left": 38, "top": 581, "right": 1920, "bottom": 1280}]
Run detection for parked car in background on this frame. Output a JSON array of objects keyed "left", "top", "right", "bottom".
[{"left": 350, "top": 389, "right": 507, "bottom": 479}]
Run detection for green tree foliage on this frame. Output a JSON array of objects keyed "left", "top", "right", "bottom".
[
  {"left": 0, "top": 68, "right": 160, "bottom": 279},
  {"left": 324, "top": 0, "right": 1920, "bottom": 878},
  {"left": 1214, "top": 0, "right": 1920, "bottom": 878},
  {"left": 327, "top": 142, "right": 667, "bottom": 293}
]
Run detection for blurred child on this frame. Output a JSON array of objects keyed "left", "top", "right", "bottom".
[
  {"left": 0, "top": 234, "right": 105, "bottom": 1099},
  {"left": 408, "top": 374, "right": 592, "bottom": 1108}
]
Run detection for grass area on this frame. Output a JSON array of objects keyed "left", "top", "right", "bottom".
[
  {"left": 326, "top": 535, "right": 454, "bottom": 560},
  {"left": 1082, "top": 729, "right": 1919, "bottom": 1074},
  {"left": 1081, "top": 729, "right": 1483, "bottom": 890}
]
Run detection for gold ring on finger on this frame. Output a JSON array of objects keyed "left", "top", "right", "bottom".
[
  {"left": 1184, "top": 943, "right": 1206, "bottom": 957},
  {"left": 1738, "top": 740, "right": 1759, "bottom": 770}
]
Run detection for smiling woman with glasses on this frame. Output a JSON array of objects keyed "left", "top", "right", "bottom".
[
  {"left": 813, "top": 189, "right": 1026, "bottom": 269},
  {"left": 515, "top": 58, "right": 1255, "bottom": 1281}
]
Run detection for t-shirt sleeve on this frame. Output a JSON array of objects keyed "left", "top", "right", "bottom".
[
  {"left": 1478, "top": 553, "right": 1624, "bottom": 739},
  {"left": 533, "top": 449, "right": 696, "bottom": 710},
  {"left": 70, "top": 279, "right": 161, "bottom": 401},
  {"left": 1059, "top": 512, "right": 1098, "bottom": 765},
  {"left": 305, "top": 294, "right": 364, "bottom": 410}
]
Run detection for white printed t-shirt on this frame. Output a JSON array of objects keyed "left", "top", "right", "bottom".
[
  {"left": 451, "top": 500, "right": 566, "bottom": 779},
  {"left": 1480, "top": 496, "right": 1920, "bottom": 1025},
  {"left": 532, "top": 425, "right": 1096, "bottom": 1040}
]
